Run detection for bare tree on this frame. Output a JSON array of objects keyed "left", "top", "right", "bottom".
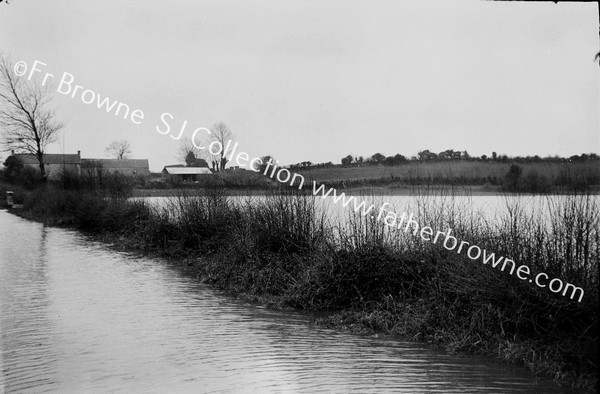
[
  {"left": 0, "top": 55, "right": 63, "bottom": 182},
  {"left": 177, "top": 138, "right": 208, "bottom": 162},
  {"left": 211, "top": 121, "right": 234, "bottom": 171},
  {"left": 105, "top": 140, "right": 131, "bottom": 159}
]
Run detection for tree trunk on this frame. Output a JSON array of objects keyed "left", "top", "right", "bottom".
[{"left": 37, "top": 152, "right": 47, "bottom": 182}]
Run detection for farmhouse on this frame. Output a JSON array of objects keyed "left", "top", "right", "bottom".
[
  {"left": 162, "top": 166, "right": 213, "bottom": 182},
  {"left": 11, "top": 150, "right": 151, "bottom": 179},
  {"left": 13, "top": 151, "right": 82, "bottom": 180}
]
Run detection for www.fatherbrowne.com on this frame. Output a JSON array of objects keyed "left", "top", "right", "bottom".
[{"left": 311, "top": 182, "right": 585, "bottom": 303}]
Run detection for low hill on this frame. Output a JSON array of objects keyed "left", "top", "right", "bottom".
[{"left": 294, "top": 160, "right": 600, "bottom": 193}]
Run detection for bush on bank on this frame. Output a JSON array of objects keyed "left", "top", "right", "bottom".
[{"left": 4, "top": 181, "right": 598, "bottom": 391}]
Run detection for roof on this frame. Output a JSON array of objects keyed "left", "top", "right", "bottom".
[
  {"left": 15, "top": 153, "right": 81, "bottom": 165},
  {"left": 163, "top": 167, "right": 213, "bottom": 175},
  {"left": 83, "top": 159, "right": 149, "bottom": 169}
]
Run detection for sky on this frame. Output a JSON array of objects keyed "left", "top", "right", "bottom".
[{"left": 0, "top": 0, "right": 598, "bottom": 171}]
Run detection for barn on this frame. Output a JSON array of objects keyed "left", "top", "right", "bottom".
[{"left": 161, "top": 166, "right": 213, "bottom": 182}]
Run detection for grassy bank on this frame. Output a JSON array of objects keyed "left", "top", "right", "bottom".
[
  {"left": 297, "top": 160, "right": 600, "bottom": 193},
  {"left": 2, "top": 182, "right": 598, "bottom": 391}
]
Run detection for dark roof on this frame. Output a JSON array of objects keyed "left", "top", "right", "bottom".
[
  {"left": 15, "top": 153, "right": 81, "bottom": 165},
  {"left": 82, "top": 159, "right": 149, "bottom": 169}
]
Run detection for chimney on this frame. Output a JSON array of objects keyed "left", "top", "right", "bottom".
[
  {"left": 77, "top": 150, "right": 81, "bottom": 157},
  {"left": 11, "top": 150, "right": 14, "bottom": 156}
]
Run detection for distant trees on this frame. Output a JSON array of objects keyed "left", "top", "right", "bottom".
[
  {"left": 384, "top": 154, "right": 407, "bottom": 165},
  {"left": 435, "top": 149, "right": 470, "bottom": 160},
  {"left": 176, "top": 138, "right": 211, "bottom": 168},
  {"left": 333, "top": 149, "right": 599, "bottom": 170},
  {"left": 289, "top": 161, "right": 312, "bottom": 168},
  {"left": 0, "top": 55, "right": 64, "bottom": 182},
  {"left": 340, "top": 152, "right": 408, "bottom": 166},
  {"left": 211, "top": 122, "right": 234, "bottom": 171},
  {"left": 570, "top": 153, "right": 599, "bottom": 162},
  {"left": 105, "top": 140, "right": 131, "bottom": 159},
  {"left": 289, "top": 160, "right": 333, "bottom": 170},
  {"left": 185, "top": 151, "right": 209, "bottom": 168},
  {"left": 185, "top": 151, "right": 196, "bottom": 166},
  {"left": 178, "top": 138, "right": 205, "bottom": 162},
  {"left": 418, "top": 150, "right": 437, "bottom": 160},
  {"left": 417, "top": 149, "right": 470, "bottom": 160},
  {"left": 371, "top": 153, "right": 386, "bottom": 163},
  {"left": 341, "top": 154, "right": 353, "bottom": 166},
  {"left": 256, "top": 155, "right": 275, "bottom": 173}
]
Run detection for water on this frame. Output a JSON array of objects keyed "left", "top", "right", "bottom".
[
  {"left": 144, "top": 193, "right": 600, "bottom": 228},
  {"left": 0, "top": 210, "right": 566, "bottom": 393},
  {"left": 145, "top": 192, "right": 599, "bottom": 213}
]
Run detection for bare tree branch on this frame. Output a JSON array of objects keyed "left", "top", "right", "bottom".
[
  {"left": 0, "top": 55, "right": 63, "bottom": 181},
  {"left": 211, "top": 121, "right": 234, "bottom": 171},
  {"left": 105, "top": 140, "right": 132, "bottom": 159},
  {"left": 177, "top": 138, "right": 209, "bottom": 162}
]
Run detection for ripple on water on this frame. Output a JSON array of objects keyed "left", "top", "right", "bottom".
[{"left": 0, "top": 211, "right": 564, "bottom": 393}]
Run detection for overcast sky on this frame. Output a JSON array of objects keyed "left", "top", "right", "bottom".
[{"left": 1, "top": 0, "right": 598, "bottom": 171}]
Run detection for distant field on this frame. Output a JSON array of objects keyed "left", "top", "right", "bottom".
[
  {"left": 141, "top": 161, "right": 600, "bottom": 193},
  {"left": 295, "top": 161, "right": 600, "bottom": 186}
]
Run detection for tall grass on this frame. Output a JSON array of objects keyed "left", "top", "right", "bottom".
[{"left": 390, "top": 191, "right": 599, "bottom": 387}]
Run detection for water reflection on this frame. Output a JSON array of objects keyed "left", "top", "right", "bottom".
[
  {"left": 0, "top": 217, "right": 58, "bottom": 392},
  {"left": 0, "top": 210, "right": 564, "bottom": 393}
]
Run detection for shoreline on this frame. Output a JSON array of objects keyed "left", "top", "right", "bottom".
[{"left": 132, "top": 184, "right": 600, "bottom": 198}]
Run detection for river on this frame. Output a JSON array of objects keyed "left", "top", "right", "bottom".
[{"left": 0, "top": 210, "right": 566, "bottom": 393}]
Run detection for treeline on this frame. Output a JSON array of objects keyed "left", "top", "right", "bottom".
[
  {"left": 286, "top": 150, "right": 600, "bottom": 170},
  {"left": 286, "top": 161, "right": 335, "bottom": 171},
  {"left": 341, "top": 153, "right": 408, "bottom": 166},
  {"left": 338, "top": 150, "right": 600, "bottom": 167},
  {"left": 262, "top": 149, "right": 600, "bottom": 172}
]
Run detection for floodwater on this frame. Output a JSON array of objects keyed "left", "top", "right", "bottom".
[
  {"left": 0, "top": 210, "right": 566, "bottom": 393},
  {"left": 145, "top": 193, "right": 600, "bottom": 223}
]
